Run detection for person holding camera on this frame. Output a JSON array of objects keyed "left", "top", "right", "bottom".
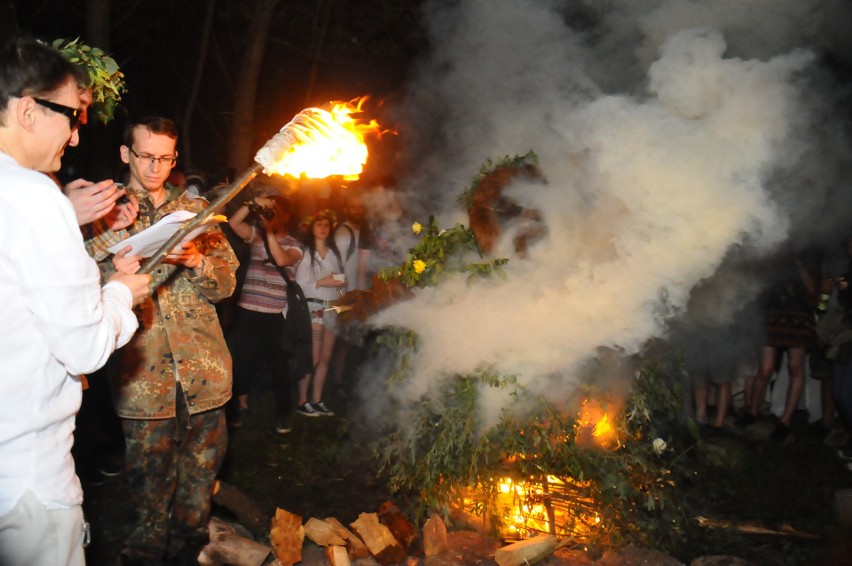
[{"left": 227, "top": 186, "right": 303, "bottom": 433}]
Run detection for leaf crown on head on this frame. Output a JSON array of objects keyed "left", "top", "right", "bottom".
[
  {"left": 299, "top": 209, "right": 338, "bottom": 233},
  {"left": 52, "top": 37, "right": 126, "bottom": 125}
]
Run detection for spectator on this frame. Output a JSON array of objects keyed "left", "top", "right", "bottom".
[
  {"left": 85, "top": 116, "right": 238, "bottom": 565},
  {"left": 738, "top": 253, "right": 818, "bottom": 441},
  {"left": 331, "top": 190, "right": 374, "bottom": 390},
  {"left": 226, "top": 185, "right": 303, "bottom": 433},
  {"left": 295, "top": 209, "right": 346, "bottom": 417},
  {"left": 0, "top": 36, "right": 149, "bottom": 566}
]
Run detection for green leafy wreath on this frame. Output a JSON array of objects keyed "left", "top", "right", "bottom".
[{"left": 53, "top": 38, "right": 126, "bottom": 125}]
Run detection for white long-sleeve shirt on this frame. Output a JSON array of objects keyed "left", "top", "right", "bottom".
[
  {"left": 0, "top": 152, "right": 138, "bottom": 515},
  {"left": 295, "top": 247, "right": 344, "bottom": 301}
]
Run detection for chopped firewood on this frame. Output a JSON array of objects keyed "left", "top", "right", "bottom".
[
  {"left": 378, "top": 502, "right": 416, "bottom": 549},
  {"left": 325, "top": 545, "right": 351, "bottom": 566},
  {"left": 323, "top": 517, "right": 370, "bottom": 559},
  {"left": 695, "top": 516, "right": 820, "bottom": 539},
  {"left": 270, "top": 508, "right": 305, "bottom": 566},
  {"left": 305, "top": 517, "right": 347, "bottom": 547},
  {"left": 211, "top": 479, "right": 269, "bottom": 539},
  {"left": 422, "top": 514, "right": 448, "bottom": 557},
  {"left": 350, "top": 512, "right": 406, "bottom": 565},
  {"left": 197, "top": 517, "right": 272, "bottom": 566},
  {"left": 494, "top": 534, "right": 560, "bottom": 566}
]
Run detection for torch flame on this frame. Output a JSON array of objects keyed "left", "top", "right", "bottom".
[{"left": 254, "top": 97, "right": 383, "bottom": 180}]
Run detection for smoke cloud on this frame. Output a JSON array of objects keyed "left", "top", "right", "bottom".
[{"left": 365, "top": 0, "right": 852, "bottom": 429}]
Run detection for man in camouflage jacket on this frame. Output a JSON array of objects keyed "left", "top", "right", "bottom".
[{"left": 86, "top": 117, "right": 238, "bottom": 566}]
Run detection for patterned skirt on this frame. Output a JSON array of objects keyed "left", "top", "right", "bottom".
[{"left": 765, "top": 308, "right": 816, "bottom": 350}]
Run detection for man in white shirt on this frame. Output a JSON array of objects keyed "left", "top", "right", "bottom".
[{"left": 0, "top": 37, "right": 150, "bottom": 566}]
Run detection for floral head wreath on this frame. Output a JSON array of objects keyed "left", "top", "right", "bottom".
[{"left": 299, "top": 209, "right": 337, "bottom": 233}]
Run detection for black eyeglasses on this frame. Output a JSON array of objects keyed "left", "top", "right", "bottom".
[
  {"left": 128, "top": 146, "right": 177, "bottom": 168},
  {"left": 32, "top": 97, "right": 82, "bottom": 130}
]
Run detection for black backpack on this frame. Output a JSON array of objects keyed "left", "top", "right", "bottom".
[{"left": 261, "top": 234, "right": 313, "bottom": 378}]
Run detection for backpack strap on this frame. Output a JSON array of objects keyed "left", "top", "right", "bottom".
[{"left": 339, "top": 223, "right": 357, "bottom": 262}]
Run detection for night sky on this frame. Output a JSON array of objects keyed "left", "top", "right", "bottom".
[{"left": 4, "top": 0, "right": 424, "bottom": 184}]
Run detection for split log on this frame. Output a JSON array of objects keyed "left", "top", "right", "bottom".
[
  {"left": 350, "top": 512, "right": 406, "bottom": 565},
  {"left": 494, "top": 534, "right": 559, "bottom": 566},
  {"left": 270, "top": 508, "right": 305, "bottom": 566},
  {"left": 212, "top": 479, "right": 270, "bottom": 538},
  {"left": 323, "top": 517, "right": 370, "bottom": 559},
  {"left": 378, "top": 502, "right": 416, "bottom": 550},
  {"left": 695, "top": 516, "right": 820, "bottom": 539},
  {"left": 422, "top": 515, "right": 448, "bottom": 557},
  {"left": 198, "top": 517, "right": 272, "bottom": 566},
  {"left": 325, "top": 545, "right": 351, "bottom": 566},
  {"left": 304, "top": 517, "right": 346, "bottom": 547}
]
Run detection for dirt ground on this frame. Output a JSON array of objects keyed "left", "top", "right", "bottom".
[
  {"left": 80, "top": 378, "right": 393, "bottom": 565},
  {"left": 79, "top": 377, "right": 852, "bottom": 566}
]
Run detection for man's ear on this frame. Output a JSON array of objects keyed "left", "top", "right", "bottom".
[
  {"left": 119, "top": 145, "right": 130, "bottom": 164},
  {"left": 15, "top": 97, "right": 37, "bottom": 132}
]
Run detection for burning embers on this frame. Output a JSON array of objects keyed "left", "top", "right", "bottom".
[
  {"left": 454, "top": 399, "right": 618, "bottom": 545},
  {"left": 491, "top": 475, "right": 600, "bottom": 542}
]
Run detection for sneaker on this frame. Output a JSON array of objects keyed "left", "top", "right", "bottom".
[
  {"left": 295, "top": 402, "right": 320, "bottom": 417},
  {"left": 275, "top": 416, "right": 292, "bottom": 434},
  {"left": 312, "top": 401, "right": 335, "bottom": 417},
  {"left": 78, "top": 467, "right": 106, "bottom": 487},
  {"left": 229, "top": 406, "right": 249, "bottom": 428},
  {"left": 734, "top": 411, "right": 756, "bottom": 428},
  {"left": 98, "top": 454, "right": 124, "bottom": 477},
  {"left": 770, "top": 422, "right": 790, "bottom": 442},
  {"left": 807, "top": 421, "right": 831, "bottom": 440}
]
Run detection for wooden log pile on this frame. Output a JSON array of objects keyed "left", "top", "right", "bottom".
[
  {"left": 199, "top": 500, "right": 548, "bottom": 566},
  {"left": 202, "top": 485, "right": 568, "bottom": 566}
]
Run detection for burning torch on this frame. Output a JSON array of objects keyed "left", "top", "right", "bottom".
[{"left": 139, "top": 98, "right": 382, "bottom": 275}]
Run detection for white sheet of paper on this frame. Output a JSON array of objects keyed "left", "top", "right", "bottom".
[{"left": 107, "top": 210, "right": 225, "bottom": 257}]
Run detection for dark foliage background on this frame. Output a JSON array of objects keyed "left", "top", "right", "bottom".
[{"left": 3, "top": 0, "right": 424, "bottom": 183}]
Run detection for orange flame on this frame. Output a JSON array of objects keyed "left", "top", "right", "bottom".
[
  {"left": 459, "top": 475, "right": 601, "bottom": 542},
  {"left": 575, "top": 399, "right": 619, "bottom": 449},
  {"left": 254, "top": 97, "right": 384, "bottom": 180}
]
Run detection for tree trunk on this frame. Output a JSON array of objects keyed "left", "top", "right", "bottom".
[
  {"left": 302, "top": 0, "right": 334, "bottom": 106},
  {"left": 180, "top": 0, "right": 217, "bottom": 169},
  {"left": 85, "top": 0, "right": 113, "bottom": 179},
  {"left": 227, "top": 0, "right": 281, "bottom": 175}
]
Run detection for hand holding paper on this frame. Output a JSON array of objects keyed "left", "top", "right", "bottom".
[{"left": 107, "top": 210, "right": 227, "bottom": 258}]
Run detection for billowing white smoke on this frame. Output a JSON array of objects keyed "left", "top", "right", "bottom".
[{"left": 366, "top": 0, "right": 849, "bottom": 428}]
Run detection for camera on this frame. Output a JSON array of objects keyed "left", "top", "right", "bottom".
[{"left": 244, "top": 200, "right": 275, "bottom": 224}]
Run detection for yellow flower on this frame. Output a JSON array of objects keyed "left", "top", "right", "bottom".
[
  {"left": 412, "top": 260, "right": 427, "bottom": 274},
  {"left": 412, "top": 221, "right": 422, "bottom": 235}
]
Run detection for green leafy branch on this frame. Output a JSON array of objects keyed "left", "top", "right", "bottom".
[
  {"left": 378, "top": 216, "right": 508, "bottom": 288},
  {"left": 53, "top": 38, "right": 126, "bottom": 124},
  {"left": 457, "top": 151, "right": 539, "bottom": 211}
]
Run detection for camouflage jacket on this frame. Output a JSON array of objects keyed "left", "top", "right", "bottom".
[{"left": 87, "top": 184, "right": 238, "bottom": 419}]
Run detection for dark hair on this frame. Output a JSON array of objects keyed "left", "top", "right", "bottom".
[
  {"left": 269, "top": 195, "right": 291, "bottom": 217},
  {"left": 0, "top": 36, "right": 85, "bottom": 115},
  {"left": 303, "top": 212, "right": 342, "bottom": 271},
  {"left": 123, "top": 116, "right": 179, "bottom": 147}
]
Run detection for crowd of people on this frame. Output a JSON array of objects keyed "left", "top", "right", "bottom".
[
  {"left": 687, "top": 245, "right": 852, "bottom": 457},
  {"left": 5, "top": 33, "right": 852, "bottom": 566},
  {"left": 0, "top": 36, "right": 402, "bottom": 566}
]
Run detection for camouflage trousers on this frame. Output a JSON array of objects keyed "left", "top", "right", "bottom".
[{"left": 119, "top": 388, "right": 227, "bottom": 564}]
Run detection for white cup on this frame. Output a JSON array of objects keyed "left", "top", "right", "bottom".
[{"left": 332, "top": 273, "right": 346, "bottom": 283}]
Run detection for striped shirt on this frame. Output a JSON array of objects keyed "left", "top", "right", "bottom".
[{"left": 238, "top": 228, "right": 303, "bottom": 313}]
